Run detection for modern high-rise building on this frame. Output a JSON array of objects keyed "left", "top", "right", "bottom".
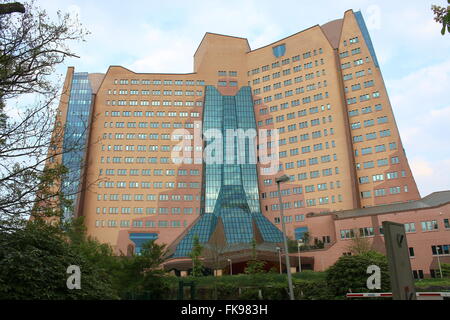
[{"left": 49, "top": 10, "right": 424, "bottom": 266}]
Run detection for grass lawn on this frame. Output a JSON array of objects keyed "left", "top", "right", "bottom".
[{"left": 414, "top": 277, "right": 450, "bottom": 289}]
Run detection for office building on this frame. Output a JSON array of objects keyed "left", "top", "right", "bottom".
[{"left": 47, "top": 10, "right": 443, "bottom": 275}]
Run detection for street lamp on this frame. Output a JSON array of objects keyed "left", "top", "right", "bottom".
[
  {"left": 276, "top": 174, "right": 295, "bottom": 301},
  {"left": 227, "top": 258, "right": 232, "bottom": 276},
  {"left": 297, "top": 239, "right": 304, "bottom": 273},
  {"left": 436, "top": 246, "right": 443, "bottom": 279},
  {"left": 276, "top": 246, "right": 282, "bottom": 274}
]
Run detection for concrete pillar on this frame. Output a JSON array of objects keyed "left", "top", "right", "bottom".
[
  {"left": 180, "top": 271, "right": 188, "bottom": 277},
  {"left": 214, "top": 269, "right": 223, "bottom": 277},
  {"left": 290, "top": 267, "right": 297, "bottom": 274}
]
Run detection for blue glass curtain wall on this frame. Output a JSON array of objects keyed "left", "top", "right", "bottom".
[
  {"left": 61, "top": 73, "right": 93, "bottom": 221},
  {"left": 354, "top": 11, "right": 380, "bottom": 68},
  {"left": 172, "top": 86, "right": 283, "bottom": 258}
]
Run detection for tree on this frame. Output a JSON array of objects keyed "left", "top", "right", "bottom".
[
  {"left": 287, "top": 238, "right": 299, "bottom": 253},
  {"left": 205, "top": 235, "right": 226, "bottom": 275},
  {"left": 0, "top": 0, "right": 89, "bottom": 231},
  {"left": 0, "top": 214, "right": 174, "bottom": 300},
  {"left": 189, "top": 234, "right": 204, "bottom": 277},
  {"left": 65, "top": 217, "right": 171, "bottom": 299},
  {"left": 244, "top": 238, "right": 266, "bottom": 274},
  {"left": 432, "top": 1, "right": 450, "bottom": 35},
  {"left": 204, "top": 235, "right": 227, "bottom": 299},
  {"left": 347, "top": 229, "right": 372, "bottom": 255},
  {"left": 0, "top": 219, "right": 118, "bottom": 299},
  {"left": 114, "top": 240, "right": 169, "bottom": 299},
  {"left": 302, "top": 232, "right": 310, "bottom": 245},
  {"left": 326, "top": 251, "right": 391, "bottom": 297}
]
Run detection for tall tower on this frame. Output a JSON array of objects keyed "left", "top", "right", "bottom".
[{"left": 47, "top": 10, "right": 420, "bottom": 256}]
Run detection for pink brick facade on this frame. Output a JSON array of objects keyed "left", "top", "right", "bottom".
[{"left": 296, "top": 191, "right": 450, "bottom": 278}]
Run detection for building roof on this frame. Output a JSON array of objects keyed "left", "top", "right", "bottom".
[
  {"left": 196, "top": 11, "right": 352, "bottom": 55},
  {"left": 320, "top": 18, "right": 344, "bottom": 49},
  {"left": 194, "top": 32, "right": 251, "bottom": 57},
  {"left": 333, "top": 191, "right": 450, "bottom": 220}
]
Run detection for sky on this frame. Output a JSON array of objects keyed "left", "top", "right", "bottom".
[{"left": 33, "top": 0, "right": 450, "bottom": 197}]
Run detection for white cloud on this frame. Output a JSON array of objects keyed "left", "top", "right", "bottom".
[
  {"left": 67, "top": 4, "right": 81, "bottom": 21},
  {"left": 386, "top": 59, "right": 450, "bottom": 195},
  {"left": 399, "top": 126, "right": 421, "bottom": 146},
  {"left": 389, "top": 59, "right": 450, "bottom": 109},
  {"left": 410, "top": 158, "right": 434, "bottom": 178},
  {"left": 411, "top": 158, "right": 450, "bottom": 196},
  {"left": 430, "top": 105, "right": 450, "bottom": 119}
]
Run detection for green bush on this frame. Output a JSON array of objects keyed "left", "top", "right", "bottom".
[
  {"left": 0, "top": 220, "right": 118, "bottom": 300},
  {"left": 261, "top": 285, "right": 289, "bottom": 300},
  {"left": 165, "top": 272, "right": 332, "bottom": 300},
  {"left": 114, "top": 240, "right": 173, "bottom": 300},
  {"left": 326, "top": 251, "right": 391, "bottom": 297},
  {"left": 294, "top": 280, "right": 335, "bottom": 300},
  {"left": 441, "top": 263, "right": 450, "bottom": 278},
  {"left": 216, "top": 282, "right": 238, "bottom": 299},
  {"left": 238, "top": 288, "right": 261, "bottom": 300}
]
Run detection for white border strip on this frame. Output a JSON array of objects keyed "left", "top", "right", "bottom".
[{"left": 347, "top": 292, "right": 450, "bottom": 298}]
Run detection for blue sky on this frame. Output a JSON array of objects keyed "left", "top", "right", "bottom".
[{"left": 37, "top": 0, "right": 450, "bottom": 197}]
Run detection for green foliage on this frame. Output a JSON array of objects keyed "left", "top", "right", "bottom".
[
  {"left": 261, "top": 285, "right": 289, "bottom": 300},
  {"left": 64, "top": 217, "right": 125, "bottom": 295},
  {"left": 238, "top": 288, "right": 261, "bottom": 300},
  {"left": 432, "top": 1, "right": 450, "bottom": 35},
  {"left": 326, "top": 251, "right": 391, "bottom": 297},
  {"left": 414, "top": 276, "right": 450, "bottom": 288},
  {"left": 294, "top": 280, "right": 335, "bottom": 300},
  {"left": 115, "top": 240, "right": 170, "bottom": 299},
  {"left": 440, "top": 263, "right": 450, "bottom": 277},
  {"left": 244, "top": 238, "right": 267, "bottom": 274},
  {"left": 302, "top": 232, "right": 310, "bottom": 245},
  {"left": 287, "top": 237, "right": 324, "bottom": 253},
  {"left": 216, "top": 282, "right": 238, "bottom": 299},
  {"left": 244, "top": 260, "right": 267, "bottom": 274},
  {"left": 163, "top": 271, "right": 329, "bottom": 299},
  {"left": 0, "top": 217, "right": 173, "bottom": 300},
  {"left": 287, "top": 239, "right": 299, "bottom": 253},
  {"left": 347, "top": 232, "right": 372, "bottom": 255},
  {"left": 268, "top": 266, "right": 278, "bottom": 273},
  {"left": 189, "top": 234, "right": 204, "bottom": 277},
  {"left": 0, "top": 219, "right": 118, "bottom": 299}
]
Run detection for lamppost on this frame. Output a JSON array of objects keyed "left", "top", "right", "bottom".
[
  {"left": 297, "top": 239, "right": 304, "bottom": 273},
  {"left": 436, "top": 246, "right": 443, "bottom": 279},
  {"left": 227, "top": 258, "right": 232, "bottom": 276},
  {"left": 276, "top": 174, "right": 295, "bottom": 301},
  {"left": 276, "top": 246, "right": 282, "bottom": 274}
]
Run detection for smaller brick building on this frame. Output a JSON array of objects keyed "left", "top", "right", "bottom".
[
  {"left": 163, "top": 191, "right": 450, "bottom": 279},
  {"left": 292, "top": 190, "right": 450, "bottom": 278}
]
